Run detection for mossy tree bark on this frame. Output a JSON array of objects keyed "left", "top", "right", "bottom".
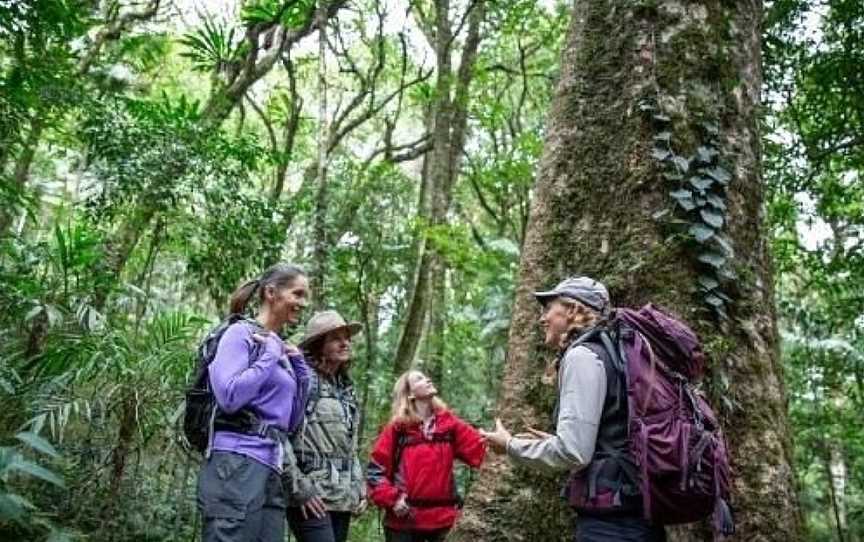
[{"left": 452, "top": 1, "right": 801, "bottom": 541}]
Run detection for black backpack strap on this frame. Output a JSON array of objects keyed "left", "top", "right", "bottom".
[
  {"left": 305, "top": 370, "right": 321, "bottom": 416},
  {"left": 391, "top": 427, "right": 455, "bottom": 477},
  {"left": 391, "top": 427, "right": 408, "bottom": 478}
]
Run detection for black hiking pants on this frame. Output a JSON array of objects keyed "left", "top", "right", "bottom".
[
  {"left": 197, "top": 451, "right": 286, "bottom": 542},
  {"left": 574, "top": 515, "right": 666, "bottom": 542},
  {"left": 383, "top": 527, "right": 450, "bottom": 542},
  {"left": 287, "top": 508, "right": 351, "bottom": 542}
]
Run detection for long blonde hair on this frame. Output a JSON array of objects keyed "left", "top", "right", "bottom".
[{"left": 390, "top": 370, "right": 448, "bottom": 426}]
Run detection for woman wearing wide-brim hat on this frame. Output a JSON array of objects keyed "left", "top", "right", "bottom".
[{"left": 283, "top": 310, "right": 366, "bottom": 542}]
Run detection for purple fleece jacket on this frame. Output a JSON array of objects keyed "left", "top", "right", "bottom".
[{"left": 209, "top": 322, "right": 310, "bottom": 471}]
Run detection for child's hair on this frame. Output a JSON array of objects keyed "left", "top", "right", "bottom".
[{"left": 390, "top": 370, "right": 448, "bottom": 426}]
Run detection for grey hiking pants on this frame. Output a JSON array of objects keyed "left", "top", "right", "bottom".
[{"left": 198, "top": 451, "right": 286, "bottom": 542}]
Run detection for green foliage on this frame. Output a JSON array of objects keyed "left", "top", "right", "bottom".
[
  {"left": 241, "top": 0, "right": 317, "bottom": 27},
  {"left": 0, "top": 430, "right": 68, "bottom": 540},
  {"left": 765, "top": 0, "right": 864, "bottom": 539}
]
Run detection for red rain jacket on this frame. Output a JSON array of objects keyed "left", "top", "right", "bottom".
[{"left": 366, "top": 409, "right": 486, "bottom": 531}]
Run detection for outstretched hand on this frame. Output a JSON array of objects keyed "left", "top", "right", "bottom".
[{"left": 479, "top": 418, "right": 512, "bottom": 454}]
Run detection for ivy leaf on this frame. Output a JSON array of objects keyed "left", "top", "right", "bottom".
[
  {"left": 639, "top": 101, "right": 656, "bottom": 112},
  {"left": 718, "top": 267, "right": 738, "bottom": 281},
  {"left": 695, "top": 146, "right": 718, "bottom": 164},
  {"left": 689, "top": 224, "right": 715, "bottom": 243},
  {"left": 698, "top": 251, "right": 726, "bottom": 268},
  {"left": 704, "top": 294, "right": 725, "bottom": 307},
  {"left": 653, "top": 113, "right": 671, "bottom": 123},
  {"left": 705, "top": 166, "right": 732, "bottom": 185},
  {"left": 670, "top": 189, "right": 695, "bottom": 211},
  {"left": 675, "top": 197, "right": 696, "bottom": 211},
  {"left": 672, "top": 155, "right": 689, "bottom": 173},
  {"left": 651, "top": 147, "right": 671, "bottom": 161},
  {"left": 713, "top": 234, "right": 735, "bottom": 257},
  {"left": 698, "top": 275, "right": 720, "bottom": 290},
  {"left": 689, "top": 176, "right": 714, "bottom": 191},
  {"left": 701, "top": 121, "right": 720, "bottom": 135},
  {"left": 713, "top": 289, "right": 733, "bottom": 303},
  {"left": 700, "top": 209, "right": 724, "bottom": 228},
  {"left": 694, "top": 196, "right": 707, "bottom": 207},
  {"left": 706, "top": 194, "right": 727, "bottom": 210}
]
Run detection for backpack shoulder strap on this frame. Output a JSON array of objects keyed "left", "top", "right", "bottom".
[
  {"left": 305, "top": 370, "right": 321, "bottom": 415},
  {"left": 391, "top": 426, "right": 408, "bottom": 477}
]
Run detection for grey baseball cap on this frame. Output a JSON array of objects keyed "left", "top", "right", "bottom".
[{"left": 534, "top": 276, "right": 610, "bottom": 313}]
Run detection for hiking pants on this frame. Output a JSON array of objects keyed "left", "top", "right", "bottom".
[
  {"left": 574, "top": 515, "right": 666, "bottom": 542},
  {"left": 384, "top": 527, "right": 450, "bottom": 542},
  {"left": 287, "top": 509, "right": 351, "bottom": 542},
  {"left": 198, "top": 451, "right": 285, "bottom": 542}
]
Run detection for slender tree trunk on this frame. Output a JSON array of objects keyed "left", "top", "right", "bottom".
[
  {"left": 104, "top": 389, "right": 138, "bottom": 533},
  {"left": 92, "top": 206, "right": 157, "bottom": 310},
  {"left": 424, "top": 269, "right": 447, "bottom": 386},
  {"left": 0, "top": 116, "right": 44, "bottom": 236},
  {"left": 825, "top": 443, "right": 847, "bottom": 542},
  {"left": 453, "top": 1, "right": 801, "bottom": 541},
  {"left": 393, "top": 2, "right": 483, "bottom": 373},
  {"left": 310, "top": 0, "right": 331, "bottom": 306},
  {"left": 358, "top": 289, "right": 380, "bottom": 447}
]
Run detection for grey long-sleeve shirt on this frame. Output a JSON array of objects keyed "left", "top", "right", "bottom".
[{"left": 506, "top": 345, "right": 607, "bottom": 475}]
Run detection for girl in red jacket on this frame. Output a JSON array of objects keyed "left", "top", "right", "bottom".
[{"left": 367, "top": 370, "right": 486, "bottom": 542}]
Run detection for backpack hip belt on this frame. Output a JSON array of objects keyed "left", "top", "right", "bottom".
[{"left": 406, "top": 497, "right": 461, "bottom": 508}]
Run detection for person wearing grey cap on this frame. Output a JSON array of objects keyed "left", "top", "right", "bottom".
[
  {"left": 283, "top": 310, "right": 367, "bottom": 542},
  {"left": 481, "top": 276, "right": 665, "bottom": 542}
]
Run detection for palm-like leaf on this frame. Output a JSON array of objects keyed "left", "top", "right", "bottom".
[
  {"left": 23, "top": 311, "right": 208, "bottom": 442},
  {"left": 14, "top": 432, "right": 59, "bottom": 458},
  {"left": 179, "top": 16, "right": 238, "bottom": 73}
]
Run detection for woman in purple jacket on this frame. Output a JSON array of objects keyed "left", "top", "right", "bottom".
[{"left": 197, "top": 263, "right": 312, "bottom": 542}]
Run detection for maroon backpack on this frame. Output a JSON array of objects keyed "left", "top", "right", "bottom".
[{"left": 566, "top": 304, "right": 734, "bottom": 534}]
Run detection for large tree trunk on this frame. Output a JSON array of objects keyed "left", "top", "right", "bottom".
[{"left": 453, "top": 1, "right": 801, "bottom": 541}]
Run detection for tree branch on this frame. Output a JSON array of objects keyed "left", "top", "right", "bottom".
[{"left": 77, "top": 0, "right": 162, "bottom": 75}]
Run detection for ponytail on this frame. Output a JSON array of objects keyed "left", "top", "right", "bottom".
[
  {"left": 229, "top": 279, "right": 260, "bottom": 315},
  {"left": 227, "top": 263, "right": 306, "bottom": 315}
]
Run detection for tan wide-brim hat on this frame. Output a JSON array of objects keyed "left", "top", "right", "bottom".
[{"left": 299, "top": 310, "right": 362, "bottom": 350}]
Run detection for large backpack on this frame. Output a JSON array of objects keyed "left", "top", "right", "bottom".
[
  {"left": 566, "top": 304, "right": 734, "bottom": 534},
  {"left": 181, "top": 314, "right": 269, "bottom": 456}
]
